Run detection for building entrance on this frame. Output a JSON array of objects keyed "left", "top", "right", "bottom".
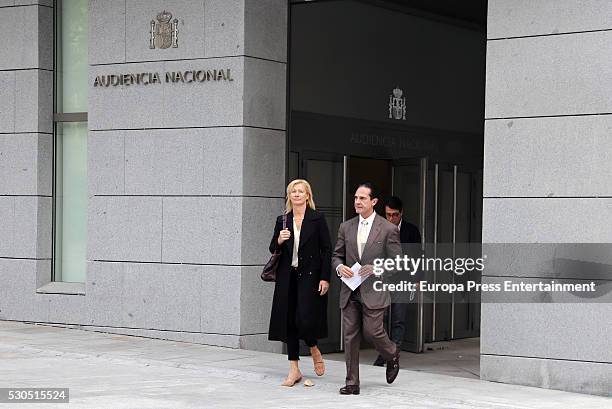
[
  {"left": 288, "top": 0, "right": 486, "bottom": 356},
  {"left": 292, "top": 146, "right": 482, "bottom": 354}
]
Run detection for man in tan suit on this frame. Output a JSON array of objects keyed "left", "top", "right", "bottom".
[{"left": 332, "top": 182, "right": 403, "bottom": 395}]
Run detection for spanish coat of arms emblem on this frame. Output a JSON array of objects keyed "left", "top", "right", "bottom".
[
  {"left": 150, "top": 10, "right": 179, "bottom": 49},
  {"left": 388, "top": 86, "right": 406, "bottom": 120}
]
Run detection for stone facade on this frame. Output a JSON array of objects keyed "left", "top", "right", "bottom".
[
  {"left": 481, "top": 0, "right": 612, "bottom": 396},
  {"left": 0, "top": 0, "right": 287, "bottom": 353}
]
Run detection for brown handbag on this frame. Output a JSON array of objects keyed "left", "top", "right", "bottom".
[{"left": 261, "top": 213, "right": 287, "bottom": 282}]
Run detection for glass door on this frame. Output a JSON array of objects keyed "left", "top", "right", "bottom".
[
  {"left": 298, "top": 150, "right": 345, "bottom": 353},
  {"left": 294, "top": 152, "right": 481, "bottom": 353},
  {"left": 392, "top": 157, "right": 427, "bottom": 353},
  {"left": 392, "top": 159, "right": 482, "bottom": 350},
  {"left": 424, "top": 162, "right": 482, "bottom": 343}
]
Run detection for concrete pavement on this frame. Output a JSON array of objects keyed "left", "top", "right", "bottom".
[{"left": 0, "top": 321, "right": 609, "bottom": 408}]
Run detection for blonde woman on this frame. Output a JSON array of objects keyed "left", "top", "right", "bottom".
[{"left": 268, "top": 179, "right": 332, "bottom": 386}]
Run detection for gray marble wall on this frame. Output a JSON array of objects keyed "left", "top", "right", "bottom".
[
  {"left": 0, "top": 1, "right": 54, "bottom": 322},
  {"left": 482, "top": 0, "right": 612, "bottom": 396},
  {"left": 0, "top": 0, "right": 287, "bottom": 353}
]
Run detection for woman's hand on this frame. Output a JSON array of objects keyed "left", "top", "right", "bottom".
[
  {"left": 318, "top": 280, "right": 329, "bottom": 296},
  {"left": 277, "top": 228, "right": 291, "bottom": 245}
]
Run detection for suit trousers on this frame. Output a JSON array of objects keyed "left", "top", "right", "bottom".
[{"left": 343, "top": 289, "right": 397, "bottom": 386}]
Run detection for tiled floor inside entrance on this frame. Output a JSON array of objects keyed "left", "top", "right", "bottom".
[{"left": 325, "top": 337, "right": 480, "bottom": 379}]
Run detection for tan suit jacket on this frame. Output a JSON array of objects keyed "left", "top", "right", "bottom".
[{"left": 332, "top": 213, "right": 402, "bottom": 310}]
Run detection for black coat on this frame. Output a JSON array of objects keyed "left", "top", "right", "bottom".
[
  {"left": 268, "top": 207, "right": 331, "bottom": 342},
  {"left": 400, "top": 219, "right": 421, "bottom": 246},
  {"left": 400, "top": 219, "right": 423, "bottom": 282}
]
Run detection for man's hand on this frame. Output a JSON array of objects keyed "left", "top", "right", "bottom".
[
  {"left": 338, "top": 265, "right": 353, "bottom": 278},
  {"left": 359, "top": 264, "right": 374, "bottom": 278}
]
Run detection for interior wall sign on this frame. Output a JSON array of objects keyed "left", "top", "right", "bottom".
[{"left": 388, "top": 86, "right": 406, "bottom": 120}]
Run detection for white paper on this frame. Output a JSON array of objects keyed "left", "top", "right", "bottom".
[{"left": 340, "top": 262, "right": 363, "bottom": 291}]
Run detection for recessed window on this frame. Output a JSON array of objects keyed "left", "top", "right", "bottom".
[{"left": 53, "top": 0, "right": 89, "bottom": 282}]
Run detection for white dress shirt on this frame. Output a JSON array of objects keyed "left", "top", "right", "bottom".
[
  {"left": 291, "top": 220, "right": 301, "bottom": 267},
  {"left": 357, "top": 211, "right": 376, "bottom": 258},
  {"left": 336, "top": 211, "right": 377, "bottom": 276}
]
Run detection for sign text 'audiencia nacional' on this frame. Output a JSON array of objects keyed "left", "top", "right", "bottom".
[{"left": 93, "top": 69, "right": 234, "bottom": 87}]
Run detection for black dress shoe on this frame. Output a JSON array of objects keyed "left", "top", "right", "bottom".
[
  {"left": 373, "top": 354, "right": 386, "bottom": 367},
  {"left": 386, "top": 350, "right": 400, "bottom": 384},
  {"left": 339, "top": 385, "right": 360, "bottom": 395}
]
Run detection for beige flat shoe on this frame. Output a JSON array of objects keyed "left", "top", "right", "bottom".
[
  {"left": 313, "top": 360, "right": 325, "bottom": 376},
  {"left": 311, "top": 350, "right": 325, "bottom": 376},
  {"left": 281, "top": 375, "right": 302, "bottom": 387}
]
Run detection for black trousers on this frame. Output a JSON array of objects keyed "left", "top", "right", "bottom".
[
  {"left": 387, "top": 302, "right": 409, "bottom": 346},
  {"left": 286, "top": 267, "right": 317, "bottom": 361}
]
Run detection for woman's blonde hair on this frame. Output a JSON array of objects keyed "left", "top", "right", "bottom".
[{"left": 285, "top": 179, "right": 316, "bottom": 213}]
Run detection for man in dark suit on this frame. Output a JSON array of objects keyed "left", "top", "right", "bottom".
[
  {"left": 373, "top": 196, "right": 422, "bottom": 367},
  {"left": 332, "top": 183, "right": 403, "bottom": 395}
]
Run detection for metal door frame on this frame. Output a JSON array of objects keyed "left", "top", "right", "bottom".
[
  {"left": 390, "top": 157, "right": 428, "bottom": 353},
  {"left": 296, "top": 150, "right": 348, "bottom": 353},
  {"left": 427, "top": 160, "right": 482, "bottom": 343}
]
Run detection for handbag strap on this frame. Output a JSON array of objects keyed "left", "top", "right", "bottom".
[{"left": 273, "top": 213, "right": 287, "bottom": 255}]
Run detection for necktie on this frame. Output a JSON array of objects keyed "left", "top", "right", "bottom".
[{"left": 358, "top": 220, "right": 368, "bottom": 259}]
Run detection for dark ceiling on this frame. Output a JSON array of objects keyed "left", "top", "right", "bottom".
[
  {"left": 381, "top": 0, "right": 487, "bottom": 27},
  {"left": 292, "top": 0, "right": 488, "bottom": 30}
]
